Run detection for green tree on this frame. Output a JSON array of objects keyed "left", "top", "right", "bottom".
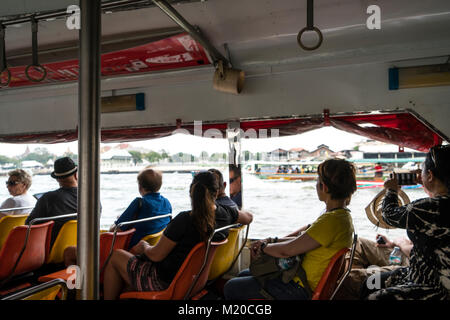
[
  {"left": 0, "top": 155, "right": 18, "bottom": 165},
  {"left": 145, "top": 151, "right": 162, "bottom": 163},
  {"left": 159, "top": 149, "right": 169, "bottom": 160},
  {"left": 200, "top": 151, "right": 209, "bottom": 161},
  {"left": 129, "top": 151, "right": 143, "bottom": 165},
  {"left": 22, "top": 147, "right": 54, "bottom": 164}
]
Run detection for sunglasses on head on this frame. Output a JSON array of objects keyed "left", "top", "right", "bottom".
[{"left": 6, "top": 180, "right": 19, "bottom": 186}]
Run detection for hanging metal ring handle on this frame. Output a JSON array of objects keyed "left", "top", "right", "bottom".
[
  {"left": 297, "top": 26, "right": 323, "bottom": 51},
  {"left": 297, "top": 0, "right": 323, "bottom": 51},
  {"left": 25, "top": 64, "right": 47, "bottom": 82},
  {"left": 25, "top": 17, "right": 47, "bottom": 82},
  {"left": 0, "top": 23, "right": 11, "bottom": 87}
]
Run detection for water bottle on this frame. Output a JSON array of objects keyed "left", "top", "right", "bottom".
[
  {"left": 277, "top": 256, "right": 299, "bottom": 270},
  {"left": 389, "top": 246, "right": 402, "bottom": 265}
]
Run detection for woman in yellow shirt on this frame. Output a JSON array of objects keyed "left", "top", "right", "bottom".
[{"left": 224, "top": 158, "right": 355, "bottom": 300}]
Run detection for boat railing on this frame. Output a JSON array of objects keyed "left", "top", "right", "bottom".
[
  {"left": 101, "top": 214, "right": 173, "bottom": 276},
  {"left": 1, "top": 278, "right": 68, "bottom": 300},
  {"left": 28, "top": 213, "right": 78, "bottom": 226},
  {"left": 0, "top": 206, "right": 34, "bottom": 213}
]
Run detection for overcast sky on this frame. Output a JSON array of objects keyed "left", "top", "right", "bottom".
[{"left": 0, "top": 127, "right": 367, "bottom": 158}]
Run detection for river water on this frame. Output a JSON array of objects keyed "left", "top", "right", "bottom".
[{"left": 1, "top": 171, "right": 425, "bottom": 241}]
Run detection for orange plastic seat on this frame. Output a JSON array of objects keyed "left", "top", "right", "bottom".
[
  {"left": 312, "top": 234, "right": 358, "bottom": 300},
  {"left": 38, "top": 228, "right": 135, "bottom": 284},
  {"left": 311, "top": 248, "right": 349, "bottom": 300},
  {"left": 0, "top": 214, "right": 28, "bottom": 250},
  {"left": 99, "top": 229, "right": 135, "bottom": 281},
  {"left": 120, "top": 239, "right": 228, "bottom": 300},
  {"left": 0, "top": 221, "right": 54, "bottom": 285},
  {"left": 46, "top": 220, "right": 77, "bottom": 264}
]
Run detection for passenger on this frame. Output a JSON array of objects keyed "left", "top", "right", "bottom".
[
  {"left": 109, "top": 169, "right": 171, "bottom": 248},
  {"left": 208, "top": 168, "right": 238, "bottom": 209},
  {"left": 25, "top": 157, "right": 77, "bottom": 247},
  {"left": 229, "top": 164, "right": 242, "bottom": 209},
  {"left": 365, "top": 145, "right": 450, "bottom": 300},
  {"left": 103, "top": 171, "right": 253, "bottom": 300},
  {"left": 0, "top": 169, "right": 36, "bottom": 217},
  {"left": 63, "top": 169, "right": 171, "bottom": 267},
  {"left": 374, "top": 163, "right": 383, "bottom": 178},
  {"left": 224, "top": 158, "right": 355, "bottom": 300},
  {"left": 334, "top": 235, "right": 411, "bottom": 300}
]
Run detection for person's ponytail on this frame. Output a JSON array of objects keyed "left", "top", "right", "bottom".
[{"left": 190, "top": 172, "right": 218, "bottom": 241}]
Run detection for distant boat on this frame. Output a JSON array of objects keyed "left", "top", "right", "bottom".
[{"left": 245, "top": 159, "right": 424, "bottom": 188}]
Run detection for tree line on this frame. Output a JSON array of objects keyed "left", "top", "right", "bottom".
[{"left": 0, "top": 147, "right": 264, "bottom": 167}]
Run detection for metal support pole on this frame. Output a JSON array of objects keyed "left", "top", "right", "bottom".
[
  {"left": 227, "top": 121, "right": 243, "bottom": 208},
  {"left": 78, "top": 0, "right": 101, "bottom": 300}
]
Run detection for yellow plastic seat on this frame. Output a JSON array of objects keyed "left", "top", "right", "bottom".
[
  {"left": 46, "top": 220, "right": 77, "bottom": 264},
  {"left": 141, "top": 229, "right": 165, "bottom": 246},
  {"left": 24, "top": 281, "right": 68, "bottom": 300},
  {"left": 0, "top": 214, "right": 28, "bottom": 250},
  {"left": 208, "top": 225, "right": 245, "bottom": 280}
]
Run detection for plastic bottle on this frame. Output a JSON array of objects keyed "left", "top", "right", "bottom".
[
  {"left": 277, "top": 256, "right": 299, "bottom": 270},
  {"left": 389, "top": 246, "right": 402, "bottom": 265}
]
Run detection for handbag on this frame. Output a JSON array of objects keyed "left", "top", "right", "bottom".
[{"left": 249, "top": 252, "right": 313, "bottom": 299}]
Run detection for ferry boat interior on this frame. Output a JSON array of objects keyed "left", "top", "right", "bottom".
[{"left": 0, "top": 0, "right": 449, "bottom": 302}]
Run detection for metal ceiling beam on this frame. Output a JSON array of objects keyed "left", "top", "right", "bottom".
[
  {"left": 151, "top": 0, "right": 230, "bottom": 67},
  {"left": 0, "top": 0, "right": 205, "bottom": 25}
]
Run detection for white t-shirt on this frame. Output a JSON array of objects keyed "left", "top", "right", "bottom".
[{"left": 0, "top": 193, "right": 36, "bottom": 215}]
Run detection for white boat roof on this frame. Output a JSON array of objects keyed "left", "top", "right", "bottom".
[{"left": 0, "top": 0, "right": 449, "bottom": 145}]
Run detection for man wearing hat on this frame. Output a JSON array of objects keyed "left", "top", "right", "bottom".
[{"left": 25, "top": 157, "right": 78, "bottom": 247}]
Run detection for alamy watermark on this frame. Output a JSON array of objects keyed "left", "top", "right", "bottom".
[{"left": 66, "top": 5, "right": 382, "bottom": 31}]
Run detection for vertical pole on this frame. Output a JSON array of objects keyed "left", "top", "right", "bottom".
[
  {"left": 227, "top": 121, "right": 243, "bottom": 207},
  {"left": 78, "top": 0, "right": 101, "bottom": 300},
  {"left": 227, "top": 121, "right": 244, "bottom": 272}
]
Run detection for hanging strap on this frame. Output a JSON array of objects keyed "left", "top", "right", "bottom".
[
  {"left": 297, "top": 0, "right": 323, "bottom": 51},
  {"left": 25, "top": 17, "right": 47, "bottom": 82},
  {"left": 0, "top": 23, "right": 6, "bottom": 71},
  {"left": 0, "top": 23, "right": 11, "bottom": 87},
  {"left": 306, "top": 0, "right": 314, "bottom": 30}
]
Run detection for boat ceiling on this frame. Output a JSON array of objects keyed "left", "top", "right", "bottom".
[
  {"left": 0, "top": 0, "right": 449, "bottom": 147},
  {"left": 2, "top": 0, "right": 450, "bottom": 69}
]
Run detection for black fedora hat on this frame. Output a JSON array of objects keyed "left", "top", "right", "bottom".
[{"left": 51, "top": 157, "right": 78, "bottom": 179}]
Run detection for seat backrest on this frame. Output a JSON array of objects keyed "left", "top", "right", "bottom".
[
  {"left": 46, "top": 220, "right": 77, "bottom": 264},
  {"left": 141, "top": 229, "right": 165, "bottom": 246},
  {"left": 163, "top": 239, "right": 226, "bottom": 300},
  {"left": 208, "top": 226, "right": 243, "bottom": 280},
  {"left": 0, "top": 215, "right": 28, "bottom": 250},
  {"left": 188, "top": 239, "right": 227, "bottom": 298},
  {"left": 99, "top": 228, "right": 135, "bottom": 282},
  {"left": 311, "top": 247, "right": 349, "bottom": 300},
  {"left": 0, "top": 221, "right": 54, "bottom": 282}
]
